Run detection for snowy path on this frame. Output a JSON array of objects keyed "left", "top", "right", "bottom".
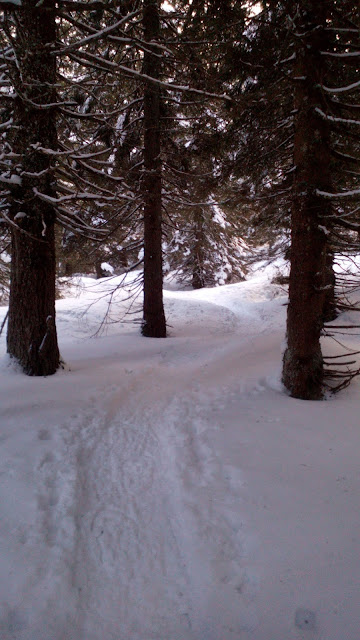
[
  {"left": 0, "top": 339, "right": 259, "bottom": 640},
  {"left": 1, "top": 268, "right": 360, "bottom": 639},
  {"left": 57, "top": 335, "right": 264, "bottom": 640},
  {"left": 61, "top": 367, "right": 254, "bottom": 640}
]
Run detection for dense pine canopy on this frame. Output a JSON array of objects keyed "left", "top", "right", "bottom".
[{"left": 0, "top": 0, "right": 359, "bottom": 397}]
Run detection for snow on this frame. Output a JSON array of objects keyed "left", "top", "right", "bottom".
[
  {"left": 80, "top": 97, "right": 92, "bottom": 115},
  {"left": 315, "top": 108, "right": 360, "bottom": 128},
  {"left": 211, "top": 203, "right": 229, "bottom": 228},
  {"left": 0, "top": 261, "right": 360, "bottom": 640},
  {"left": 0, "top": 173, "right": 22, "bottom": 186},
  {"left": 317, "top": 187, "right": 360, "bottom": 199},
  {"left": 100, "top": 262, "right": 114, "bottom": 275},
  {"left": 321, "top": 51, "right": 360, "bottom": 58},
  {"left": 321, "top": 79, "right": 360, "bottom": 94},
  {"left": 13, "top": 212, "right": 26, "bottom": 221},
  {"left": 115, "top": 113, "right": 126, "bottom": 145}
]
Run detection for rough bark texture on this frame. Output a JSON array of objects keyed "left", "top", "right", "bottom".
[
  {"left": 141, "top": 0, "right": 166, "bottom": 337},
  {"left": 6, "top": 0, "right": 60, "bottom": 375},
  {"left": 282, "top": 4, "right": 332, "bottom": 400}
]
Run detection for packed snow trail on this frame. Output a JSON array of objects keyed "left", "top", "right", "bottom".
[
  {"left": 0, "top": 338, "right": 261, "bottom": 640},
  {"left": 61, "top": 362, "right": 257, "bottom": 640}
]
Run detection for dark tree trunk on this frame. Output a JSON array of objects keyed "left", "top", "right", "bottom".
[
  {"left": 322, "top": 249, "right": 337, "bottom": 323},
  {"left": 64, "top": 262, "right": 74, "bottom": 277},
  {"left": 282, "top": 4, "right": 332, "bottom": 400},
  {"left": 192, "top": 207, "right": 206, "bottom": 290},
  {"left": 6, "top": 0, "right": 60, "bottom": 375},
  {"left": 95, "top": 256, "right": 106, "bottom": 279},
  {"left": 141, "top": 0, "right": 166, "bottom": 337}
]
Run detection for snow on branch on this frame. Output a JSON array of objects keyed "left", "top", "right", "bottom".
[
  {"left": 54, "top": 10, "right": 141, "bottom": 56},
  {"left": 0, "top": 0, "right": 98, "bottom": 7},
  {"left": 279, "top": 52, "right": 296, "bottom": 64},
  {"left": 0, "top": 118, "right": 13, "bottom": 131},
  {"left": 0, "top": 0, "right": 21, "bottom": 7},
  {"left": 315, "top": 107, "right": 360, "bottom": 127},
  {"left": 320, "top": 79, "right": 360, "bottom": 94},
  {"left": 325, "top": 28, "right": 360, "bottom": 34},
  {"left": 33, "top": 188, "right": 130, "bottom": 205},
  {"left": 52, "top": 0, "right": 110, "bottom": 10},
  {"left": 316, "top": 188, "right": 360, "bottom": 199},
  {"left": 0, "top": 173, "right": 21, "bottom": 186},
  {"left": 65, "top": 49, "right": 231, "bottom": 102},
  {"left": 30, "top": 143, "right": 112, "bottom": 161},
  {"left": 333, "top": 149, "right": 359, "bottom": 164},
  {"left": 56, "top": 206, "right": 107, "bottom": 238},
  {"left": 70, "top": 159, "right": 124, "bottom": 182},
  {"left": 334, "top": 219, "right": 360, "bottom": 232},
  {"left": 320, "top": 51, "right": 360, "bottom": 58},
  {"left": 0, "top": 210, "right": 47, "bottom": 241},
  {"left": 33, "top": 187, "right": 116, "bottom": 204}
]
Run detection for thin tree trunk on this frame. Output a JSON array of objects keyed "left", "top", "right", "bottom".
[
  {"left": 192, "top": 207, "right": 206, "bottom": 289},
  {"left": 7, "top": 0, "right": 60, "bottom": 375},
  {"left": 282, "top": 5, "right": 332, "bottom": 400},
  {"left": 141, "top": 0, "right": 166, "bottom": 337}
]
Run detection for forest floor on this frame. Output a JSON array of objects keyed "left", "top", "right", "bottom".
[{"left": 0, "top": 259, "right": 360, "bottom": 640}]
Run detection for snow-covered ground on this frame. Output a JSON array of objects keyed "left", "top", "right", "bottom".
[{"left": 1, "top": 261, "right": 360, "bottom": 640}]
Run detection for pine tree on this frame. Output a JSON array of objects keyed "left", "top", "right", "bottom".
[
  {"left": 0, "top": 0, "right": 133, "bottom": 372},
  {"left": 281, "top": 2, "right": 332, "bottom": 399},
  {"left": 228, "top": 1, "right": 359, "bottom": 397},
  {"left": 280, "top": 0, "right": 360, "bottom": 398},
  {"left": 160, "top": 0, "right": 250, "bottom": 288},
  {"left": 1, "top": 0, "right": 60, "bottom": 375}
]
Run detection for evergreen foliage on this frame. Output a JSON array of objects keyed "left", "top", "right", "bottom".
[{"left": 0, "top": 0, "right": 359, "bottom": 395}]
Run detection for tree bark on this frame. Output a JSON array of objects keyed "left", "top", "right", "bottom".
[
  {"left": 6, "top": 0, "right": 60, "bottom": 375},
  {"left": 192, "top": 207, "right": 206, "bottom": 289},
  {"left": 322, "top": 248, "right": 337, "bottom": 323},
  {"left": 282, "top": 4, "right": 332, "bottom": 399},
  {"left": 141, "top": 0, "right": 166, "bottom": 337}
]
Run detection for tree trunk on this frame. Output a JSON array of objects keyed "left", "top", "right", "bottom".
[
  {"left": 322, "top": 249, "right": 337, "bottom": 323},
  {"left": 6, "top": 0, "right": 60, "bottom": 375},
  {"left": 141, "top": 0, "right": 166, "bottom": 337},
  {"left": 192, "top": 207, "right": 206, "bottom": 289},
  {"left": 282, "top": 4, "right": 332, "bottom": 400}
]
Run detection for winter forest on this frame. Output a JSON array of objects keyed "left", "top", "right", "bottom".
[{"left": 0, "top": 1, "right": 360, "bottom": 639}]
